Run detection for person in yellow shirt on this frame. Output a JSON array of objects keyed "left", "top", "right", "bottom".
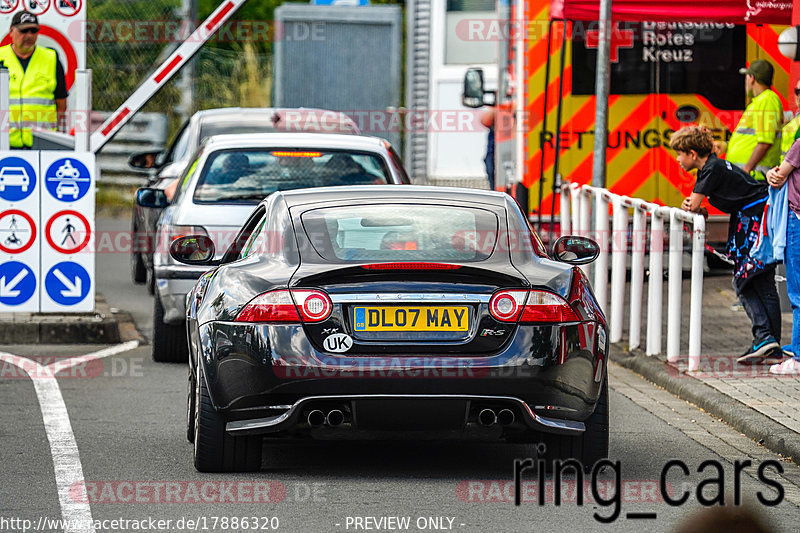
[
  {"left": 726, "top": 59, "right": 783, "bottom": 180},
  {"left": 781, "top": 78, "right": 800, "bottom": 162},
  {"left": 0, "top": 11, "right": 68, "bottom": 148}
]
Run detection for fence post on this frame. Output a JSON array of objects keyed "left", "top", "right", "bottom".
[
  {"left": 593, "top": 190, "right": 610, "bottom": 314},
  {"left": 571, "top": 183, "right": 582, "bottom": 236},
  {"left": 667, "top": 208, "right": 683, "bottom": 362},
  {"left": 609, "top": 196, "right": 628, "bottom": 342},
  {"left": 629, "top": 201, "right": 647, "bottom": 350},
  {"left": 74, "top": 70, "right": 91, "bottom": 152},
  {"left": 560, "top": 184, "right": 571, "bottom": 236},
  {"left": 646, "top": 207, "right": 667, "bottom": 356},
  {"left": 579, "top": 186, "right": 591, "bottom": 237},
  {"left": 688, "top": 214, "right": 706, "bottom": 371}
]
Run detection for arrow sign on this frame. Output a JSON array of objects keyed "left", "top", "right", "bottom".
[
  {"left": 0, "top": 261, "right": 36, "bottom": 306},
  {"left": 53, "top": 268, "right": 81, "bottom": 297},
  {"left": 0, "top": 267, "right": 28, "bottom": 297},
  {"left": 44, "top": 261, "right": 90, "bottom": 306}
]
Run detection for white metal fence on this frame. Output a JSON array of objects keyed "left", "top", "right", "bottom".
[{"left": 559, "top": 183, "right": 707, "bottom": 371}]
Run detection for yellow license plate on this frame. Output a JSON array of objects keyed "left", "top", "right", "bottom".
[{"left": 353, "top": 306, "right": 469, "bottom": 332}]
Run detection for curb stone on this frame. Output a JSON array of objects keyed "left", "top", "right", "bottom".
[
  {"left": 609, "top": 346, "right": 800, "bottom": 465},
  {"left": 0, "top": 293, "right": 144, "bottom": 344}
]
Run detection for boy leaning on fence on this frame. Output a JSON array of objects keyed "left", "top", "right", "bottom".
[{"left": 670, "top": 125, "right": 785, "bottom": 365}]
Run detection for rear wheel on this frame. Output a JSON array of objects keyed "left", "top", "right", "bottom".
[
  {"left": 131, "top": 250, "right": 146, "bottom": 284},
  {"left": 186, "top": 365, "right": 196, "bottom": 443},
  {"left": 152, "top": 293, "right": 189, "bottom": 363},
  {"left": 146, "top": 266, "right": 156, "bottom": 295},
  {"left": 193, "top": 366, "right": 262, "bottom": 472},
  {"left": 131, "top": 224, "right": 147, "bottom": 284},
  {"left": 544, "top": 378, "right": 609, "bottom": 471},
  {"left": 512, "top": 378, "right": 609, "bottom": 472}
]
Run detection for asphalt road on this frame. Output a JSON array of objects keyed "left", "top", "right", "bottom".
[{"left": 1, "top": 214, "right": 799, "bottom": 533}]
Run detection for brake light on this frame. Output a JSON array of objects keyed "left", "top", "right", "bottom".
[
  {"left": 489, "top": 289, "right": 579, "bottom": 323},
  {"left": 361, "top": 263, "right": 461, "bottom": 270},
  {"left": 291, "top": 290, "right": 332, "bottom": 322},
  {"left": 235, "top": 289, "right": 332, "bottom": 323},
  {"left": 236, "top": 290, "right": 300, "bottom": 323},
  {"left": 489, "top": 290, "right": 527, "bottom": 322},
  {"left": 271, "top": 151, "right": 322, "bottom": 157},
  {"left": 519, "top": 291, "right": 580, "bottom": 323}
]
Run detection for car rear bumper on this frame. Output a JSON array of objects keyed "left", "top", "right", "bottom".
[
  {"left": 192, "top": 320, "right": 608, "bottom": 436},
  {"left": 225, "top": 394, "right": 585, "bottom": 437}
]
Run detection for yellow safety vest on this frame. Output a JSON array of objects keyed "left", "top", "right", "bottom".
[
  {"left": 0, "top": 45, "right": 57, "bottom": 148},
  {"left": 727, "top": 89, "right": 783, "bottom": 178},
  {"left": 782, "top": 114, "right": 800, "bottom": 161}
]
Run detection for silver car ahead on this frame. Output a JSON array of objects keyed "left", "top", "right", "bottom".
[{"left": 139, "top": 132, "right": 411, "bottom": 362}]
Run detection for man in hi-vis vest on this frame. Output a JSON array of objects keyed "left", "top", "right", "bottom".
[
  {"left": 726, "top": 59, "right": 783, "bottom": 181},
  {"left": 0, "top": 11, "right": 68, "bottom": 148}
]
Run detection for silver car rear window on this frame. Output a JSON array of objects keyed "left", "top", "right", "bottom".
[
  {"left": 300, "top": 204, "right": 498, "bottom": 262},
  {"left": 193, "top": 149, "right": 390, "bottom": 203}
]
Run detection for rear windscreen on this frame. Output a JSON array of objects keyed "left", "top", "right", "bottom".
[
  {"left": 300, "top": 205, "right": 499, "bottom": 262},
  {"left": 193, "top": 149, "right": 390, "bottom": 203}
]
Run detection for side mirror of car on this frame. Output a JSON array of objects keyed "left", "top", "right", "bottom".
[
  {"left": 135, "top": 188, "right": 169, "bottom": 209},
  {"left": 462, "top": 68, "right": 486, "bottom": 108},
  {"left": 129, "top": 150, "right": 163, "bottom": 170},
  {"left": 169, "top": 235, "right": 218, "bottom": 266},
  {"left": 552, "top": 236, "right": 600, "bottom": 265}
]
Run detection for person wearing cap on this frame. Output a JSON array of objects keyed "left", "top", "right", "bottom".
[
  {"left": 726, "top": 59, "right": 784, "bottom": 181},
  {"left": 0, "top": 11, "right": 68, "bottom": 148}
]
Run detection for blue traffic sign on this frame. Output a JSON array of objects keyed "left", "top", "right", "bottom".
[
  {"left": 45, "top": 262, "right": 90, "bottom": 305},
  {"left": 44, "top": 158, "right": 91, "bottom": 202},
  {"left": 0, "top": 261, "right": 36, "bottom": 306},
  {"left": 0, "top": 157, "right": 37, "bottom": 202}
]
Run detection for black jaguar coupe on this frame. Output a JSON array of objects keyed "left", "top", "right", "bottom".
[{"left": 170, "top": 186, "right": 608, "bottom": 472}]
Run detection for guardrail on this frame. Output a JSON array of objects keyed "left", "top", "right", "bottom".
[{"left": 559, "top": 183, "right": 706, "bottom": 371}]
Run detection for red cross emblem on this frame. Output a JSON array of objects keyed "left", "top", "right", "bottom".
[{"left": 585, "top": 23, "right": 635, "bottom": 63}]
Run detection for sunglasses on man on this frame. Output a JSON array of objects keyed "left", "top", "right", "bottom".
[{"left": 17, "top": 28, "right": 39, "bottom": 34}]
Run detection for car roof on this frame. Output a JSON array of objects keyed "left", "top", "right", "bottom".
[
  {"left": 276, "top": 185, "right": 510, "bottom": 208},
  {"left": 194, "top": 107, "right": 357, "bottom": 127},
  {"left": 201, "top": 133, "right": 388, "bottom": 151}
]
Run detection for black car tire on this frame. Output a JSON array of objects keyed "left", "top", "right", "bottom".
[
  {"left": 131, "top": 250, "right": 146, "bottom": 284},
  {"left": 187, "top": 365, "right": 196, "bottom": 443},
  {"left": 146, "top": 266, "right": 156, "bottom": 295},
  {"left": 577, "top": 376, "right": 609, "bottom": 468},
  {"left": 193, "top": 365, "right": 262, "bottom": 472},
  {"left": 131, "top": 222, "right": 147, "bottom": 284},
  {"left": 542, "top": 377, "right": 609, "bottom": 472},
  {"left": 152, "top": 293, "right": 189, "bottom": 363}
]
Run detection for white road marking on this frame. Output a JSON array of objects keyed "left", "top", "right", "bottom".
[
  {"left": 51, "top": 340, "right": 141, "bottom": 373},
  {"left": 0, "top": 341, "right": 139, "bottom": 533}
]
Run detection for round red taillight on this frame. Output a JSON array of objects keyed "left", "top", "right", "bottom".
[
  {"left": 489, "top": 290, "right": 527, "bottom": 322},
  {"left": 292, "top": 290, "right": 332, "bottom": 322}
]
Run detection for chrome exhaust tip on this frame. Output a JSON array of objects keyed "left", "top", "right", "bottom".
[
  {"left": 478, "top": 408, "right": 497, "bottom": 426},
  {"left": 497, "top": 409, "right": 515, "bottom": 426},
  {"left": 307, "top": 409, "right": 326, "bottom": 427},
  {"left": 326, "top": 409, "right": 345, "bottom": 427}
]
